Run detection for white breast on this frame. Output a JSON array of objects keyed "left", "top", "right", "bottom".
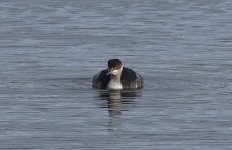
[{"left": 107, "top": 79, "right": 123, "bottom": 90}]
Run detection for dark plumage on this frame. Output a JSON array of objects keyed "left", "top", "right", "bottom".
[
  {"left": 92, "top": 69, "right": 110, "bottom": 89},
  {"left": 92, "top": 59, "right": 144, "bottom": 90}
]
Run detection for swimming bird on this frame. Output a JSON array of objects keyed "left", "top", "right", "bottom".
[{"left": 92, "top": 59, "right": 144, "bottom": 90}]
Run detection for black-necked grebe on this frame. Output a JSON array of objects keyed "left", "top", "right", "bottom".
[{"left": 92, "top": 59, "right": 144, "bottom": 90}]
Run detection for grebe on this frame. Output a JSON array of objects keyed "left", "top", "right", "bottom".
[{"left": 92, "top": 59, "right": 144, "bottom": 90}]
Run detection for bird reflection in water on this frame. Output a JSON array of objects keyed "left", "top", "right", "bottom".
[{"left": 97, "top": 89, "right": 142, "bottom": 131}]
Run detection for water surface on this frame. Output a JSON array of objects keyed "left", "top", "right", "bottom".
[{"left": 0, "top": 0, "right": 232, "bottom": 149}]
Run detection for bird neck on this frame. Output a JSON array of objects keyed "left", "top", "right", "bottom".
[{"left": 110, "top": 66, "right": 123, "bottom": 80}]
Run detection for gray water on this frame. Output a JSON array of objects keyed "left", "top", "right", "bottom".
[{"left": 0, "top": 0, "right": 232, "bottom": 149}]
